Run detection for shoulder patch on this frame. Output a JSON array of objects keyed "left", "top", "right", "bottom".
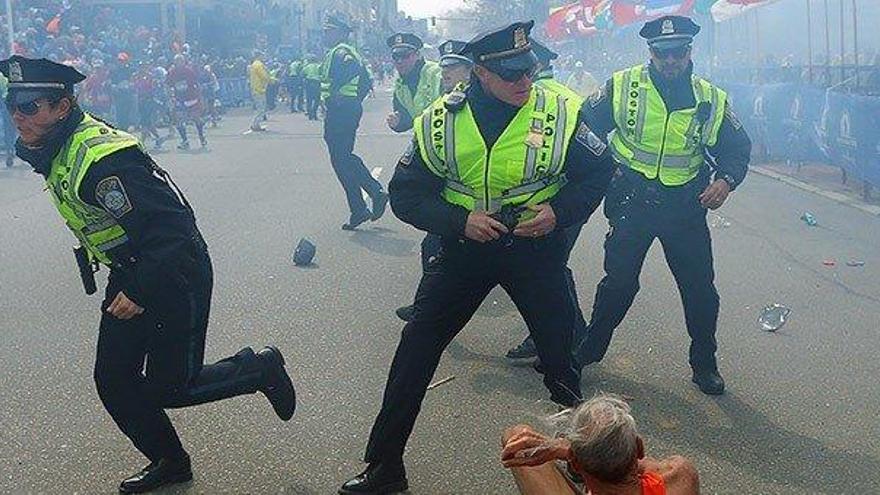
[
  {"left": 95, "top": 176, "right": 133, "bottom": 218},
  {"left": 725, "top": 103, "right": 744, "bottom": 131},
  {"left": 575, "top": 122, "right": 607, "bottom": 156},
  {"left": 399, "top": 139, "right": 416, "bottom": 167}
]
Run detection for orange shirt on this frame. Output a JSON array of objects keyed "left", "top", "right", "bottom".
[{"left": 640, "top": 471, "right": 666, "bottom": 495}]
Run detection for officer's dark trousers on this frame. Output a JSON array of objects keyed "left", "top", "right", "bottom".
[
  {"left": 94, "top": 246, "right": 265, "bottom": 462},
  {"left": 575, "top": 173, "right": 720, "bottom": 372},
  {"left": 305, "top": 81, "right": 320, "bottom": 120},
  {"left": 364, "top": 234, "right": 582, "bottom": 463},
  {"left": 323, "top": 97, "right": 382, "bottom": 216},
  {"left": 288, "top": 79, "right": 304, "bottom": 112}
]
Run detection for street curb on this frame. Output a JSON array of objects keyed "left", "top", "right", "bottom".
[{"left": 751, "top": 166, "right": 880, "bottom": 217}]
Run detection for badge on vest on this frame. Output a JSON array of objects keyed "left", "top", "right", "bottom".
[
  {"left": 525, "top": 125, "right": 544, "bottom": 149},
  {"left": 576, "top": 122, "right": 607, "bottom": 156},
  {"left": 95, "top": 176, "right": 133, "bottom": 218}
]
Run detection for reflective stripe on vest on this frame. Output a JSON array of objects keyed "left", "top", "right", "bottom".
[
  {"left": 610, "top": 64, "right": 727, "bottom": 186},
  {"left": 394, "top": 61, "right": 442, "bottom": 118},
  {"left": 413, "top": 86, "right": 580, "bottom": 213},
  {"left": 535, "top": 77, "right": 584, "bottom": 106},
  {"left": 46, "top": 113, "right": 140, "bottom": 265},
  {"left": 320, "top": 43, "right": 364, "bottom": 99}
]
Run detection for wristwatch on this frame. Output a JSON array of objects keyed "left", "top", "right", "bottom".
[{"left": 718, "top": 173, "right": 737, "bottom": 190}]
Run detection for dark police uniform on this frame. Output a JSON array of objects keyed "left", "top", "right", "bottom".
[
  {"left": 506, "top": 39, "right": 591, "bottom": 362},
  {"left": 387, "top": 33, "right": 441, "bottom": 134},
  {"left": 320, "top": 15, "right": 387, "bottom": 230},
  {"left": 572, "top": 17, "right": 751, "bottom": 395},
  {"left": 1, "top": 56, "right": 296, "bottom": 494},
  {"left": 339, "top": 21, "right": 615, "bottom": 495}
]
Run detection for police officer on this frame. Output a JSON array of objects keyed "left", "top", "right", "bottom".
[
  {"left": 287, "top": 56, "right": 305, "bottom": 113},
  {"left": 437, "top": 39, "right": 473, "bottom": 93},
  {"left": 339, "top": 21, "right": 615, "bottom": 494},
  {"left": 321, "top": 15, "right": 388, "bottom": 230},
  {"left": 302, "top": 54, "right": 322, "bottom": 121},
  {"left": 0, "top": 56, "right": 297, "bottom": 493},
  {"left": 385, "top": 32, "right": 441, "bottom": 133},
  {"left": 573, "top": 16, "right": 751, "bottom": 395},
  {"left": 393, "top": 39, "right": 472, "bottom": 323},
  {"left": 506, "top": 39, "right": 592, "bottom": 364}
]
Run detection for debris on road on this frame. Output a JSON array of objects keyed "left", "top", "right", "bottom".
[
  {"left": 800, "top": 212, "right": 818, "bottom": 227},
  {"left": 822, "top": 259, "right": 836, "bottom": 266},
  {"left": 709, "top": 214, "right": 732, "bottom": 228},
  {"left": 293, "top": 238, "right": 316, "bottom": 266},
  {"left": 427, "top": 375, "right": 455, "bottom": 391},
  {"left": 846, "top": 260, "right": 866, "bottom": 267},
  {"left": 758, "top": 304, "right": 791, "bottom": 332}
]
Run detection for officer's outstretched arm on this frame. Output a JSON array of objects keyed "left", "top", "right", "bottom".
[
  {"left": 580, "top": 80, "right": 617, "bottom": 140},
  {"left": 389, "top": 139, "right": 469, "bottom": 238},
  {"left": 549, "top": 105, "right": 617, "bottom": 229}
]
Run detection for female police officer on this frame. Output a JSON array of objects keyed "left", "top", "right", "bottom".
[{"left": 1, "top": 55, "right": 296, "bottom": 493}]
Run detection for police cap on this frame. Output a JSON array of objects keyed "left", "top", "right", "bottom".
[
  {"left": 530, "top": 39, "right": 558, "bottom": 66},
  {"left": 639, "top": 16, "right": 700, "bottom": 49},
  {"left": 438, "top": 40, "right": 471, "bottom": 67},
  {"left": 464, "top": 20, "right": 538, "bottom": 71},
  {"left": 0, "top": 55, "right": 85, "bottom": 105},
  {"left": 387, "top": 32, "right": 423, "bottom": 56}
]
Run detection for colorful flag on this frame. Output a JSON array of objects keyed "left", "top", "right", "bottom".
[
  {"left": 611, "top": 0, "right": 696, "bottom": 27},
  {"left": 545, "top": 0, "right": 613, "bottom": 40},
  {"left": 710, "top": 0, "right": 782, "bottom": 22}
]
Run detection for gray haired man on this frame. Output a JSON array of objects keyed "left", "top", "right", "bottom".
[{"left": 501, "top": 393, "right": 700, "bottom": 495}]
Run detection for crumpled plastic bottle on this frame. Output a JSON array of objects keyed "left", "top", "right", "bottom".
[
  {"left": 758, "top": 304, "right": 791, "bottom": 332},
  {"left": 800, "top": 212, "right": 818, "bottom": 227}
]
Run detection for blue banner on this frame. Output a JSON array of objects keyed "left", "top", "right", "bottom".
[{"left": 721, "top": 80, "right": 880, "bottom": 188}]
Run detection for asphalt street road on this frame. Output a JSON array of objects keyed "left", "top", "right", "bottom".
[{"left": 1, "top": 90, "right": 879, "bottom": 494}]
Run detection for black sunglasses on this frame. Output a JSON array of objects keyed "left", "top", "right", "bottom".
[
  {"left": 651, "top": 45, "right": 690, "bottom": 60},
  {"left": 4, "top": 98, "right": 49, "bottom": 116},
  {"left": 492, "top": 65, "right": 538, "bottom": 83},
  {"left": 392, "top": 50, "right": 414, "bottom": 62}
]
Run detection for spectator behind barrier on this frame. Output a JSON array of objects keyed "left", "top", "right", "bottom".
[{"left": 501, "top": 393, "right": 700, "bottom": 495}]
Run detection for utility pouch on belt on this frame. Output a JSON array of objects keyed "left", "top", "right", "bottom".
[{"left": 74, "top": 246, "right": 98, "bottom": 295}]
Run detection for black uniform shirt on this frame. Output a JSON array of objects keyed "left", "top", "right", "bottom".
[
  {"left": 389, "top": 79, "right": 616, "bottom": 239},
  {"left": 79, "top": 147, "right": 200, "bottom": 309},
  {"left": 583, "top": 62, "right": 751, "bottom": 189},
  {"left": 390, "top": 58, "right": 425, "bottom": 133}
]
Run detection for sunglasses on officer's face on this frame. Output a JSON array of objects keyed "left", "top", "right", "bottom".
[
  {"left": 492, "top": 65, "right": 538, "bottom": 83},
  {"left": 650, "top": 45, "right": 691, "bottom": 60},
  {"left": 392, "top": 50, "right": 415, "bottom": 62},
  {"left": 4, "top": 98, "right": 49, "bottom": 116}
]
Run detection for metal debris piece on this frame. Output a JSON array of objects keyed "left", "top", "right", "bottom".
[
  {"left": 758, "top": 304, "right": 791, "bottom": 332},
  {"left": 427, "top": 375, "right": 455, "bottom": 390},
  {"left": 846, "top": 260, "right": 865, "bottom": 267},
  {"left": 801, "top": 212, "right": 818, "bottom": 227},
  {"left": 822, "top": 259, "right": 836, "bottom": 266}
]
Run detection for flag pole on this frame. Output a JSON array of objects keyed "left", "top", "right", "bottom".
[
  {"left": 851, "top": 0, "right": 859, "bottom": 87},
  {"left": 823, "top": 0, "right": 830, "bottom": 83},
  {"left": 5, "top": 0, "right": 13, "bottom": 55},
  {"left": 806, "top": 0, "right": 814, "bottom": 83},
  {"left": 839, "top": 0, "right": 845, "bottom": 83}
]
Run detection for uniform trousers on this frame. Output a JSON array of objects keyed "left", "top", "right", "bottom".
[
  {"left": 574, "top": 169, "right": 720, "bottom": 372},
  {"left": 364, "top": 232, "right": 582, "bottom": 463},
  {"left": 94, "top": 242, "right": 265, "bottom": 462},
  {"left": 322, "top": 97, "right": 382, "bottom": 216}
]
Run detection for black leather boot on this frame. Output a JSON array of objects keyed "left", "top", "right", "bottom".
[
  {"left": 118, "top": 454, "right": 192, "bottom": 493},
  {"left": 339, "top": 461, "right": 408, "bottom": 494},
  {"left": 692, "top": 367, "right": 725, "bottom": 395},
  {"left": 257, "top": 346, "right": 297, "bottom": 420},
  {"left": 395, "top": 304, "right": 416, "bottom": 322}
]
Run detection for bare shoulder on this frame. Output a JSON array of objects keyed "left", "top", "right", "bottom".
[{"left": 659, "top": 456, "right": 700, "bottom": 495}]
